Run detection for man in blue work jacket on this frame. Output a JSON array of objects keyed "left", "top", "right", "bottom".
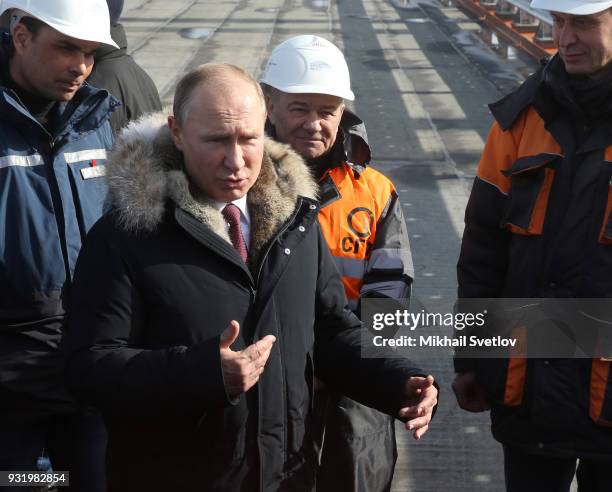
[{"left": 0, "top": 1, "right": 118, "bottom": 490}]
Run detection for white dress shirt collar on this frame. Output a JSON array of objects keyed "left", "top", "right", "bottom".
[{"left": 214, "top": 195, "right": 250, "bottom": 223}]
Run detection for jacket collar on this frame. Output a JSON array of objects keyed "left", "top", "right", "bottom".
[
  {"left": 490, "top": 54, "right": 612, "bottom": 153},
  {"left": 489, "top": 58, "right": 548, "bottom": 131},
  {"left": 0, "top": 83, "right": 118, "bottom": 142},
  {"left": 56, "top": 83, "right": 119, "bottom": 139},
  {"left": 107, "top": 112, "right": 318, "bottom": 263},
  {"left": 490, "top": 54, "right": 611, "bottom": 129},
  {"left": 339, "top": 109, "right": 371, "bottom": 171}
]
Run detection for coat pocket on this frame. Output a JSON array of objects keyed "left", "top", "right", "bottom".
[
  {"left": 590, "top": 359, "right": 612, "bottom": 427},
  {"left": 478, "top": 325, "right": 527, "bottom": 407},
  {"left": 598, "top": 178, "right": 612, "bottom": 245},
  {"left": 65, "top": 150, "right": 109, "bottom": 232},
  {"left": 502, "top": 154, "right": 559, "bottom": 236}
]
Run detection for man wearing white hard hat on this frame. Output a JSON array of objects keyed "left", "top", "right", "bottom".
[
  {"left": 454, "top": 1, "right": 612, "bottom": 490},
  {"left": 262, "top": 35, "right": 435, "bottom": 492},
  {"left": 0, "top": 0, "right": 118, "bottom": 490}
]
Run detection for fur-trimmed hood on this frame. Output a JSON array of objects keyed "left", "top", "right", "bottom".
[{"left": 106, "top": 112, "right": 317, "bottom": 263}]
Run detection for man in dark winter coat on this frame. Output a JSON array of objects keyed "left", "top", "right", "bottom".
[
  {"left": 261, "top": 35, "right": 418, "bottom": 492},
  {"left": 87, "top": 0, "right": 162, "bottom": 135},
  {"left": 64, "top": 63, "right": 438, "bottom": 492},
  {"left": 454, "top": 1, "right": 612, "bottom": 490},
  {"left": 0, "top": 0, "right": 118, "bottom": 490}
]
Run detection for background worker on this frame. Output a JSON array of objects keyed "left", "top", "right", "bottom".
[
  {"left": 261, "top": 35, "right": 417, "bottom": 491},
  {"left": 454, "top": 0, "right": 612, "bottom": 490},
  {"left": 87, "top": 0, "right": 162, "bottom": 135},
  {"left": 0, "top": 0, "right": 118, "bottom": 489}
]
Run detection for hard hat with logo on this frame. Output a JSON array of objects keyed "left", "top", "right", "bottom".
[
  {"left": 0, "top": 0, "right": 118, "bottom": 48},
  {"left": 261, "top": 35, "right": 355, "bottom": 101},
  {"left": 531, "top": 0, "right": 612, "bottom": 15}
]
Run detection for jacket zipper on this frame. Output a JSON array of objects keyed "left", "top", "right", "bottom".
[{"left": 254, "top": 198, "right": 309, "bottom": 491}]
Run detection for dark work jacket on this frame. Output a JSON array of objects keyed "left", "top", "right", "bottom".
[
  {"left": 0, "top": 37, "right": 117, "bottom": 421},
  {"left": 87, "top": 24, "right": 161, "bottom": 135},
  {"left": 456, "top": 55, "right": 612, "bottom": 459},
  {"left": 64, "top": 113, "right": 423, "bottom": 491}
]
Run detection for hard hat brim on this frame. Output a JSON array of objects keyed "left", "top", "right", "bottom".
[
  {"left": 530, "top": 0, "right": 612, "bottom": 15},
  {"left": 34, "top": 18, "right": 119, "bottom": 49},
  {"left": 275, "top": 84, "right": 355, "bottom": 101},
  {"left": 52, "top": 24, "right": 119, "bottom": 49}
]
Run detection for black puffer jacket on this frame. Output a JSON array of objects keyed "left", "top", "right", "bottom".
[
  {"left": 64, "top": 114, "right": 422, "bottom": 491},
  {"left": 87, "top": 24, "right": 161, "bottom": 135}
]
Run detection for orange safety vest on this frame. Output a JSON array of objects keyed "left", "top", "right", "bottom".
[{"left": 317, "top": 163, "right": 407, "bottom": 309}]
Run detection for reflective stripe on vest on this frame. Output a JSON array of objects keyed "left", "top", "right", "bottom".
[
  {"left": 64, "top": 148, "right": 108, "bottom": 164},
  {"left": 0, "top": 153, "right": 44, "bottom": 169}
]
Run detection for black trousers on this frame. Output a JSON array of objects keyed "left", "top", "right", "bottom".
[
  {"left": 504, "top": 445, "right": 611, "bottom": 492},
  {"left": 0, "top": 409, "right": 107, "bottom": 492}
]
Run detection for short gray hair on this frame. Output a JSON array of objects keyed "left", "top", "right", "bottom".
[{"left": 173, "top": 63, "right": 265, "bottom": 125}]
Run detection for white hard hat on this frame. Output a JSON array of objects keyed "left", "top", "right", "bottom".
[
  {"left": 261, "top": 35, "right": 355, "bottom": 101},
  {"left": 1, "top": 0, "right": 118, "bottom": 48},
  {"left": 531, "top": 0, "right": 612, "bottom": 15}
]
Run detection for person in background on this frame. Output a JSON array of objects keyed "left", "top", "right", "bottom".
[
  {"left": 261, "top": 35, "right": 417, "bottom": 492},
  {"left": 87, "top": 0, "right": 162, "bottom": 135},
  {"left": 454, "top": 0, "right": 612, "bottom": 490},
  {"left": 0, "top": 0, "right": 118, "bottom": 490}
]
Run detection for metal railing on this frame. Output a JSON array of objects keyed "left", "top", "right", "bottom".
[{"left": 500, "top": 0, "right": 553, "bottom": 25}]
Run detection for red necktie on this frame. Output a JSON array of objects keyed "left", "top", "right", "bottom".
[{"left": 222, "top": 204, "right": 248, "bottom": 262}]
